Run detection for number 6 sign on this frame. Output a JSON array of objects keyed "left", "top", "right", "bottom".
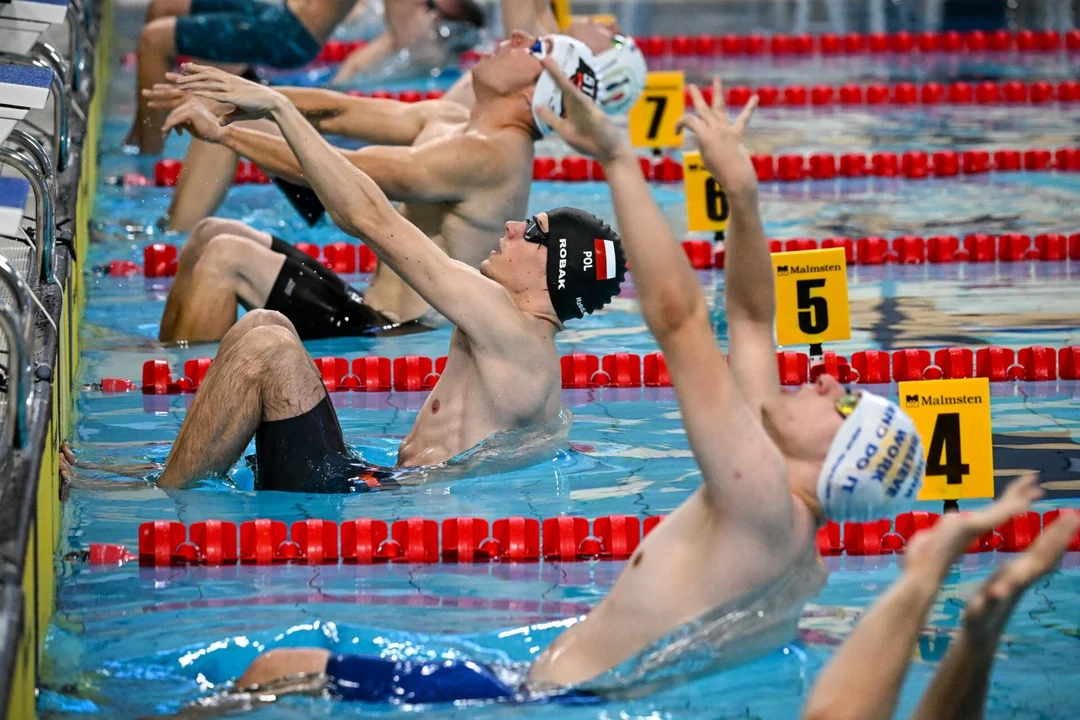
[
  {"left": 899, "top": 377, "right": 994, "bottom": 501},
  {"left": 683, "top": 151, "right": 729, "bottom": 233},
  {"left": 628, "top": 72, "right": 685, "bottom": 149},
  {"left": 771, "top": 247, "right": 851, "bottom": 346}
]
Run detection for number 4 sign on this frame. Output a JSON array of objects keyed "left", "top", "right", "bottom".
[
  {"left": 771, "top": 247, "right": 851, "bottom": 346},
  {"left": 899, "top": 378, "right": 994, "bottom": 501},
  {"left": 628, "top": 71, "right": 685, "bottom": 149}
]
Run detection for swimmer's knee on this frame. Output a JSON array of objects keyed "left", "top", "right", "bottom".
[
  {"left": 181, "top": 218, "right": 228, "bottom": 260},
  {"left": 138, "top": 18, "right": 174, "bottom": 56},
  {"left": 193, "top": 233, "right": 251, "bottom": 278}
]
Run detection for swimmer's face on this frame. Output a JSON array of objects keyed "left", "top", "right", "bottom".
[
  {"left": 481, "top": 212, "right": 550, "bottom": 295},
  {"left": 762, "top": 373, "right": 848, "bottom": 470},
  {"left": 472, "top": 31, "right": 544, "bottom": 97},
  {"left": 566, "top": 19, "right": 617, "bottom": 56}
]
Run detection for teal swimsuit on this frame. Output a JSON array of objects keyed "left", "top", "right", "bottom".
[{"left": 174, "top": 0, "right": 322, "bottom": 69}]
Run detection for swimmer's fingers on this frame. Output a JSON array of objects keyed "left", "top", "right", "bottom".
[
  {"left": 535, "top": 106, "right": 575, "bottom": 142},
  {"left": 712, "top": 77, "right": 724, "bottom": 113},
  {"left": 966, "top": 473, "right": 1043, "bottom": 533},
  {"left": 539, "top": 55, "right": 595, "bottom": 108},
  {"left": 177, "top": 61, "right": 228, "bottom": 78},
  {"left": 687, "top": 84, "right": 715, "bottom": 124},
  {"left": 732, "top": 96, "right": 759, "bottom": 137}
]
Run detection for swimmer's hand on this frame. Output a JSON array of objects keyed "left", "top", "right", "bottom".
[
  {"left": 534, "top": 55, "right": 628, "bottom": 165},
  {"left": 172, "top": 63, "right": 289, "bottom": 121},
  {"left": 144, "top": 77, "right": 234, "bottom": 116},
  {"left": 162, "top": 98, "right": 227, "bottom": 143},
  {"left": 903, "top": 473, "right": 1045, "bottom": 582},
  {"left": 682, "top": 77, "right": 759, "bottom": 197}
]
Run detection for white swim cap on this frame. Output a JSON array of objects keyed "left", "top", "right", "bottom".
[
  {"left": 594, "top": 35, "right": 648, "bottom": 115},
  {"left": 816, "top": 391, "right": 925, "bottom": 523},
  {"left": 530, "top": 35, "right": 600, "bottom": 137}
]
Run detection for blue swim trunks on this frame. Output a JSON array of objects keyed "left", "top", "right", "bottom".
[
  {"left": 325, "top": 654, "right": 516, "bottom": 704},
  {"left": 324, "top": 654, "right": 601, "bottom": 705},
  {"left": 175, "top": 0, "right": 322, "bottom": 69}
]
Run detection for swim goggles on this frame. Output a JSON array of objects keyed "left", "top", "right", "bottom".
[
  {"left": 528, "top": 38, "right": 551, "bottom": 60},
  {"left": 523, "top": 215, "right": 550, "bottom": 247},
  {"left": 835, "top": 389, "right": 860, "bottom": 419}
]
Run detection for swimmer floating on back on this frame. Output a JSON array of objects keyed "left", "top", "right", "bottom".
[
  {"left": 155, "top": 62, "right": 626, "bottom": 493},
  {"left": 150, "top": 33, "right": 614, "bottom": 342},
  {"left": 187, "top": 67, "right": 928, "bottom": 702}
]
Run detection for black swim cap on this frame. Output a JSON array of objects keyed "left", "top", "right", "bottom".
[{"left": 542, "top": 208, "right": 627, "bottom": 323}]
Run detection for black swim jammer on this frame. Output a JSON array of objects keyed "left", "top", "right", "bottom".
[
  {"left": 252, "top": 395, "right": 398, "bottom": 493},
  {"left": 263, "top": 237, "right": 430, "bottom": 339}
]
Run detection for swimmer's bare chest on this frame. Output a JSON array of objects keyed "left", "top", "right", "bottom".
[
  {"left": 397, "top": 329, "right": 559, "bottom": 467},
  {"left": 529, "top": 492, "right": 818, "bottom": 687}
]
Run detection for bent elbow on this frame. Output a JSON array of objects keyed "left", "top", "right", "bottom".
[{"left": 645, "top": 294, "right": 709, "bottom": 341}]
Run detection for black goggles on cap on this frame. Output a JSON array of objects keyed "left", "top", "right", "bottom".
[{"left": 524, "top": 216, "right": 549, "bottom": 247}]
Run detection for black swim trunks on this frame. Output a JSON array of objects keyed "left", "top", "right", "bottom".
[
  {"left": 273, "top": 178, "right": 326, "bottom": 227},
  {"left": 263, "top": 237, "right": 432, "bottom": 339},
  {"left": 253, "top": 394, "right": 399, "bottom": 493}
]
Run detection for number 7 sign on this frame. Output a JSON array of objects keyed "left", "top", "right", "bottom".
[{"left": 628, "top": 72, "right": 685, "bottom": 149}]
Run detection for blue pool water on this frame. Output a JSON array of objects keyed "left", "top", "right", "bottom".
[{"left": 39, "top": 24, "right": 1080, "bottom": 719}]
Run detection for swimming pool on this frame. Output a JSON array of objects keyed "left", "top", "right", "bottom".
[{"left": 38, "top": 11, "right": 1080, "bottom": 718}]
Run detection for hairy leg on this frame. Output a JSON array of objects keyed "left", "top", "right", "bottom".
[
  {"left": 160, "top": 218, "right": 272, "bottom": 339},
  {"left": 165, "top": 119, "right": 283, "bottom": 230},
  {"left": 158, "top": 310, "right": 325, "bottom": 488},
  {"left": 133, "top": 18, "right": 178, "bottom": 154},
  {"left": 166, "top": 139, "right": 241, "bottom": 231},
  {"left": 236, "top": 648, "right": 332, "bottom": 688},
  {"left": 163, "top": 231, "right": 284, "bottom": 342}
]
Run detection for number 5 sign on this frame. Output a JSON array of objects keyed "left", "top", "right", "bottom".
[
  {"left": 628, "top": 71, "right": 685, "bottom": 149},
  {"left": 771, "top": 247, "right": 850, "bottom": 346},
  {"left": 899, "top": 378, "right": 994, "bottom": 501}
]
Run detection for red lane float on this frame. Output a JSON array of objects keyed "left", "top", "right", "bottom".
[
  {"left": 103, "top": 345, "right": 1080, "bottom": 395},
  {"left": 104, "top": 510, "right": 1080, "bottom": 566}
]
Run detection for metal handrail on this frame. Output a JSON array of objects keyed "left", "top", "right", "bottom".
[
  {"left": 0, "top": 300, "right": 31, "bottom": 449},
  {"left": 4, "top": 130, "right": 54, "bottom": 184},
  {"left": 0, "top": 147, "right": 54, "bottom": 284},
  {"left": 30, "top": 42, "right": 68, "bottom": 90},
  {"left": 0, "top": 256, "right": 33, "bottom": 326},
  {"left": 29, "top": 45, "right": 69, "bottom": 172}
]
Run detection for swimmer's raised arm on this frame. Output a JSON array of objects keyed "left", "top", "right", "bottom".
[
  {"left": 685, "top": 81, "right": 779, "bottom": 412},
  {"left": 538, "top": 58, "right": 790, "bottom": 527},
  {"left": 273, "top": 87, "right": 465, "bottom": 144},
  {"left": 164, "top": 66, "right": 505, "bottom": 203},
  {"left": 500, "top": 0, "right": 557, "bottom": 37},
  {"left": 265, "top": 93, "right": 527, "bottom": 340},
  {"left": 802, "top": 475, "right": 1053, "bottom": 720}
]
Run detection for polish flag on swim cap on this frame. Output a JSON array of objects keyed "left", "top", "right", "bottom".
[{"left": 594, "top": 238, "right": 617, "bottom": 280}]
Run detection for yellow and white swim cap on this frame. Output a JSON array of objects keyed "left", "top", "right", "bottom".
[
  {"left": 594, "top": 35, "right": 648, "bottom": 115},
  {"left": 816, "top": 391, "right": 925, "bottom": 522},
  {"left": 529, "top": 35, "right": 600, "bottom": 136}
]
